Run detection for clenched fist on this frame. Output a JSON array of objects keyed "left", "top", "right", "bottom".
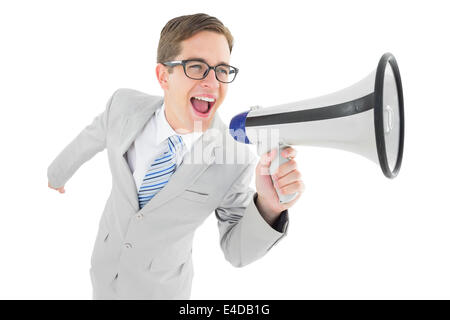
[{"left": 48, "top": 182, "right": 65, "bottom": 194}]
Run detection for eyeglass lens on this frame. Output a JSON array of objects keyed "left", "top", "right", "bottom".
[{"left": 185, "top": 61, "right": 236, "bottom": 83}]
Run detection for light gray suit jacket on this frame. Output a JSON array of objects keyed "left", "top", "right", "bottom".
[{"left": 47, "top": 88, "right": 289, "bottom": 299}]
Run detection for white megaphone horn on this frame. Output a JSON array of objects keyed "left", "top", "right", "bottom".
[{"left": 229, "top": 52, "right": 405, "bottom": 204}]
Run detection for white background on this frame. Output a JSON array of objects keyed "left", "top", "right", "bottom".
[{"left": 1, "top": 0, "right": 449, "bottom": 299}]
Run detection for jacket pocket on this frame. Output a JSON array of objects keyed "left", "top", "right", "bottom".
[
  {"left": 179, "top": 189, "right": 210, "bottom": 203},
  {"left": 148, "top": 248, "right": 192, "bottom": 273},
  {"left": 91, "top": 217, "right": 111, "bottom": 267}
]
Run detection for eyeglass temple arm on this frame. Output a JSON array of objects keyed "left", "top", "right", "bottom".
[{"left": 162, "top": 61, "right": 183, "bottom": 67}]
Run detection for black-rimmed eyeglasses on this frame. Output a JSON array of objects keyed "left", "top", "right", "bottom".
[{"left": 163, "top": 59, "right": 239, "bottom": 83}]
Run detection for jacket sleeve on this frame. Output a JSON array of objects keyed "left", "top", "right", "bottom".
[
  {"left": 215, "top": 158, "right": 289, "bottom": 268},
  {"left": 47, "top": 90, "right": 118, "bottom": 188}
]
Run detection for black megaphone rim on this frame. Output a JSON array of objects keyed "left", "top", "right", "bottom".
[{"left": 374, "top": 52, "right": 405, "bottom": 179}]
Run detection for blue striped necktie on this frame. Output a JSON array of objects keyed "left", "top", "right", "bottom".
[{"left": 138, "top": 135, "right": 185, "bottom": 209}]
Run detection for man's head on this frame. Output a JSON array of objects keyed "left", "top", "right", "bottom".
[{"left": 156, "top": 13, "right": 235, "bottom": 133}]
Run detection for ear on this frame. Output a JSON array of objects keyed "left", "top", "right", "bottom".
[{"left": 156, "top": 63, "right": 169, "bottom": 90}]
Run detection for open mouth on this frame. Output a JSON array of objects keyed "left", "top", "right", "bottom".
[{"left": 190, "top": 96, "right": 215, "bottom": 117}]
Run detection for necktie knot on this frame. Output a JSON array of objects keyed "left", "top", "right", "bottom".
[
  {"left": 137, "top": 134, "right": 185, "bottom": 209},
  {"left": 168, "top": 135, "right": 185, "bottom": 154}
]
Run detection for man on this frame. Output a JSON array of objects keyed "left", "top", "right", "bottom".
[{"left": 47, "top": 13, "right": 304, "bottom": 299}]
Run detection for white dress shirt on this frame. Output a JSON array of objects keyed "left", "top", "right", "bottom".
[{"left": 126, "top": 103, "right": 203, "bottom": 191}]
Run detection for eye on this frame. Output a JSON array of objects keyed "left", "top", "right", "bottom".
[
  {"left": 188, "top": 64, "right": 203, "bottom": 70},
  {"left": 217, "top": 67, "right": 230, "bottom": 75}
]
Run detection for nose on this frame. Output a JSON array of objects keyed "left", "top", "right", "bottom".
[{"left": 200, "top": 68, "right": 220, "bottom": 89}]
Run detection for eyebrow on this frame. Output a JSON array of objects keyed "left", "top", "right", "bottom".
[{"left": 185, "top": 57, "right": 230, "bottom": 65}]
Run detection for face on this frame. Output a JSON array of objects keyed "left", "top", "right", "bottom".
[{"left": 156, "top": 31, "right": 231, "bottom": 133}]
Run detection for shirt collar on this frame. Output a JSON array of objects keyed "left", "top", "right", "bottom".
[{"left": 155, "top": 103, "right": 203, "bottom": 151}]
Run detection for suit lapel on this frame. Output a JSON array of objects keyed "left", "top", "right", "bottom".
[
  {"left": 140, "top": 114, "right": 224, "bottom": 213},
  {"left": 140, "top": 122, "right": 221, "bottom": 213},
  {"left": 116, "top": 95, "right": 225, "bottom": 214},
  {"left": 117, "top": 97, "right": 163, "bottom": 212}
]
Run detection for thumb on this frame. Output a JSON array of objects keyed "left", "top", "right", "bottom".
[
  {"left": 260, "top": 149, "right": 278, "bottom": 167},
  {"left": 257, "top": 149, "right": 278, "bottom": 176}
]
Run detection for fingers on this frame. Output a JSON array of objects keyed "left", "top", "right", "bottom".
[
  {"left": 260, "top": 147, "right": 296, "bottom": 168},
  {"left": 259, "top": 149, "right": 277, "bottom": 168},
  {"left": 271, "top": 149, "right": 304, "bottom": 197},
  {"left": 275, "top": 169, "right": 301, "bottom": 188},
  {"left": 272, "top": 159, "right": 297, "bottom": 180},
  {"left": 257, "top": 149, "right": 277, "bottom": 176},
  {"left": 281, "top": 147, "right": 297, "bottom": 160},
  {"left": 278, "top": 179, "right": 305, "bottom": 196},
  {"left": 274, "top": 169, "right": 304, "bottom": 195},
  {"left": 258, "top": 147, "right": 297, "bottom": 176},
  {"left": 269, "top": 147, "right": 304, "bottom": 204}
]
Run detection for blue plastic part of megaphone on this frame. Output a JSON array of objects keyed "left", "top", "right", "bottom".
[{"left": 229, "top": 111, "right": 251, "bottom": 144}]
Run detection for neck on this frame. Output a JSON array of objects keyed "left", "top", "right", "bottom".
[{"left": 163, "top": 101, "right": 192, "bottom": 134}]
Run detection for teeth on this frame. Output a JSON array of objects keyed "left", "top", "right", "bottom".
[{"left": 193, "top": 96, "right": 215, "bottom": 103}]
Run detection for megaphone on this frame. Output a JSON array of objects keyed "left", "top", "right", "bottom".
[{"left": 229, "top": 52, "right": 405, "bottom": 203}]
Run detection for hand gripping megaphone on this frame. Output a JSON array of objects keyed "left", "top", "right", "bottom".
[{"left": 229, "top": 53, "right": 405, "bottom": 204}]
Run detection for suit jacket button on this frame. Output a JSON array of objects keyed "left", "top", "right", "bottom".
[
  {"left": 136, "top": 213, "right": 144, "bottom": 219},
  {"left": 124, "top": 243, "right": 132, "bottom": 249}
]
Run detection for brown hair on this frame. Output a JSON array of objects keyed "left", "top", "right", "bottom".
[{"left": 157, "top": 13, "right": 234, "bottom": 71}]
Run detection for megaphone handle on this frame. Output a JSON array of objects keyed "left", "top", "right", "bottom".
[{"left": 269, "top": 144, "right": 298, "bottom": 204}]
